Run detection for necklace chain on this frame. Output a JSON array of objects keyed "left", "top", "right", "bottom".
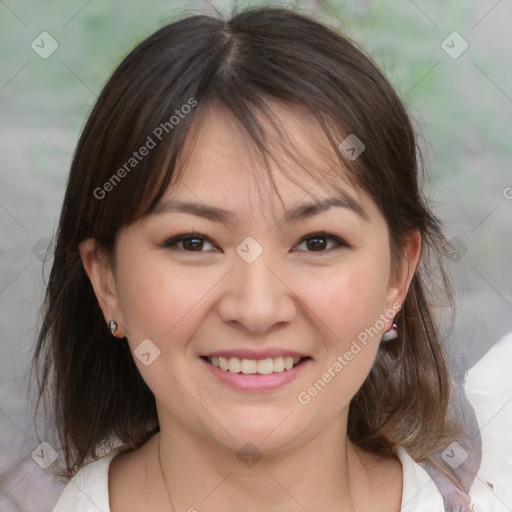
[
  {"left": 158, "top": 438, "right": 176, "bottom": 512},
  {"left": 157, "top": 437, "right": 356, "bottom": 511}
]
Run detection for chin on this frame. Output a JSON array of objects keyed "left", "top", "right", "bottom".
[{"left": 213, "top": 411, "right": 306, "bottom": 452}]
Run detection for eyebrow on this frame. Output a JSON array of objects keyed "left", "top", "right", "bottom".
[{"left": 151, "top": 195, "right": 368, "bottom": 225}]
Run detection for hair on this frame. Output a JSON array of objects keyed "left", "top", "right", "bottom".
[{"left": 32, "top": 5, "right": 465, "bottom": 486}]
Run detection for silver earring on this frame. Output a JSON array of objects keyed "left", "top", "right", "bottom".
[
  {"left": 382, "top": 323, "right": 398, "bottom": 342},
  {"left": 110, "top": 320, "right": 119, "bottom": 337}
]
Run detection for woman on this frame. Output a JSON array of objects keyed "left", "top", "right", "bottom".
[{"left": 32, "top": 6, "right": 496, "bottom": 511}]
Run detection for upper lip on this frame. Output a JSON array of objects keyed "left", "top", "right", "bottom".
[{"left": 201, "top": 349, "right": 310, "bottom": 360}]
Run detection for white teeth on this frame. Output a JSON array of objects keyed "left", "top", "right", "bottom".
[
  {"left": 209, "top": 356, "right": 302, "bottom": 374},
  {"left": 228, "top": 357, "right": 241, "bottom": 373},
  {"left": 241, "top": 359, "right": 257, "bottom": 374},
  {"left": 273, "top": 356, "right": 285, "bottom": 373},
  {"left": 257, "top": 358, "right": 273, "bottom": 375},
  {"left": 284, "top": 356, "right": 294, "bottom": 370}
]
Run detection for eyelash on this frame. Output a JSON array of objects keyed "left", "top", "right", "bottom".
[{"left": 162, "top": 232, "right": 348, "bottom": 254}]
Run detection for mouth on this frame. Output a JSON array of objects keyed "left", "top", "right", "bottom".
[{"left": 201, "top": 355, "right": 311, "bottom": 375}]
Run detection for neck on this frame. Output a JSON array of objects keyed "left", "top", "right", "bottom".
[{"left": 155, "top": 415, "right": 370, "bottom": 512}]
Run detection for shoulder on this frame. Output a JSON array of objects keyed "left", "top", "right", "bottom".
[
  {"left": 397, "top": 448, "right": 493, "bottom": 511},
  {"left": 107, "top": 437, "right": 156, "bottom": 511},
  {"left": 396, "top": 447, "right": 445, "bottom": 511},
  {"left": 397, "top": 332, "right": 512, "bottom": 512},
  {"left": 398, "top": 441, "right": 510, "bottom": 511},
  {"left": 52, "top": 448, "right": 121, "bottom": 512},
  {"left": 464, "top": 331, "right": 512, "bottom": 509},
  {"left": 52, "top": 434, "right": 160, "bottom": 512}
]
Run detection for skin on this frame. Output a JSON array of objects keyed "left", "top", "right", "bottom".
[{"left": 80, "top": 102, "right": 421, "bottom": 512}]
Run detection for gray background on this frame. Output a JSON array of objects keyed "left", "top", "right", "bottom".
[{"left": 1, "top": 0, "right": 511, "bottom": 510}]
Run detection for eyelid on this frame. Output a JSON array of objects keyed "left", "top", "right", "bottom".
[
  {"left": 162, "top": 233, "right": 217, "bottom": 251},
  {"left": 162, "top": 232, "right": 348, "bottom": 253},
  {"left": 293, "top": 232, "right": 348, "bottom": 252}
]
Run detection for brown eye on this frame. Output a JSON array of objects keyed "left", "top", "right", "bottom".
[
  {"left": 294, "top": 233, "right": 347, "bottom": 253},
  {"left": 163, "top": 233, "right": 216, "bottom": 252}
]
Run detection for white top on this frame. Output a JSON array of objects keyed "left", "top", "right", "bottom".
[
  {"left": 52, "top": 333, "right": 512, "bottom": 512},
  {"left": 50, "top": 445, "right": 503, "bottom": 512}
]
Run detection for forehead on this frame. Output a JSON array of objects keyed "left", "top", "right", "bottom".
[{"left": 164, "top": 100, "right": 366, "bottom": 216}]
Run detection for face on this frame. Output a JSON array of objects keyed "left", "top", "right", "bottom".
[{"left": 81, "top": 102, "right": 418, "bottom": 455}]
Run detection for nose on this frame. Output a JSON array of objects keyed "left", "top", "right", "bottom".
[{"left": 216, "top": 249, "right": 297, "bottom": 335}]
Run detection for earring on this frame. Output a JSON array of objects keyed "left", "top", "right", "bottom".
[
  {"left": 110, "top": 320, "right": 120, "bottom": 338},
  {"left": 382, "top": 322, "right": 398, "bottom": 342}
]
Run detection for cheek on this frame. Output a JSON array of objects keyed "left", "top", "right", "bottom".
[
  {"left": 116, "top": 259, "right": 221, "bottom": 347},
  {"left": 301, "top": 257, "right": 391, "bottom": 346},
  {"left": 114, "top": 261, "right": 214, "bottom": 401},
  {"left": 295, "top": 266, "right": 388, "bottom": 413}
]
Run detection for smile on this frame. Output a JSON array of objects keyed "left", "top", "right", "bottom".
[
  {"left": 206, "top": 356, "right": 303, "bottom": 374},
  {"left": 200, "top": 355, "right": 312, "bottom": 392}
]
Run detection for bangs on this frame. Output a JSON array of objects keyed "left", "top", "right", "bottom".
[
  {"left": 79, "top": 10, "right": 414, "bottom": 255},
  {"left": 140, "top": 94, "right": 368, "bottom": 225}
]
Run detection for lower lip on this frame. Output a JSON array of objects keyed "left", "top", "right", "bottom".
[{"left": 200, "top": 357, "right": 311, "bottom": 392}]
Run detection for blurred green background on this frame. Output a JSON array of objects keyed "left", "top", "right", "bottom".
[{"left": 0, "top": 1, "right": 511, "bottom": 510}]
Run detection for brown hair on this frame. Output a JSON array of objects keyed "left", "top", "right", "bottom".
[{"left": 32, "top": 6, "right": 462, "bottom": 483}]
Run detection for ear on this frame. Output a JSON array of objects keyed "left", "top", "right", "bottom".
[
  {"left": 386, "top": 230, "right": 422, "bottom": 314},
  {"left": 78, "top": 238, "right": 126, "bottom": 337}
]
